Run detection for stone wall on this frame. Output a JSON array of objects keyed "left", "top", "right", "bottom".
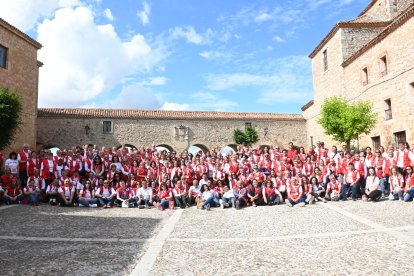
[
  {"left": 37, "top": 116, "right": 307, "bottom": 153},
  {"left": 341, "top": 28, "right": 385, "bottom": 60},
  {"left": 305, "top": 11, "right": 414, "bottom": 149},
  {"left": 363, "top": 0, "right": 393, "bottom": 20},
  {"left": 0, "top": 20, "right": 41, "bottom": 153}
]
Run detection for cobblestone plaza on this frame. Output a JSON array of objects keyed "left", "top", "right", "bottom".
[{"left": 1, "top": 201, "right": 413, "bottom": 275}]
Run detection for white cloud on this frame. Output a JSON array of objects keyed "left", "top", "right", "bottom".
[
  {"left": 111, "top": 84, "right": 162, "bottom": 109},
  {"left": 104, "top": 8, "right": 114, "bottom": 21},
  {"left": 170, "top": 26, "right": 204, "bottom": 45},
  {"left": 137, "top": 1, "right": 151, "bottom": 26},
  {"left": 162, "top": 102, "right": 191, "bottom": 111},
  {"left": 0, "top": 0, "right": 80, "bottom": 31},
  {"left": 138, "top": 77, "right": 168, "bottom": 86},
  {"left": 254, "top": 12, "right": 272, "bottom": 23},
  {"left": 199, "top": 51, "right": 230, "bottom": 60},
  {"left": 272, "top": 35, "right": 285, "bottom": 43},
  {"left": 37, "top": 6, "right": 168, "bottom": 107}
]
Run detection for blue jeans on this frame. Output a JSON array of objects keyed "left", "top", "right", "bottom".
[
  {"left": 202, "top": 197, "right": 219, "bottom": 209},
  {"left": 159, "top": 199, "right": 170, "bottom": 210},
  {"left": 97, "top": 197, "right": 115, "bottom": 206},
  {"left": 404, "top": 188, "right": 414, "bottom": 202},
  {"left": 389, "top": 188, "right": 403, "bottom": 200},
  {"left": 220, "top": 197, "right": 233, "bottom": 207},
  {"left": 379, "top": 178, "right": 386, "bottom": 195},
  {"left": 79, "top": 198, "right": 97, "bottom": 207},
  {"left": 27, "top": 194, "right": 39, "bottom": 204},
  {"left": 288, "top": 197, "right": 305, "bottom": 205},
  {"left": 2, "top": 194, "right": 24, "bottom": 204},
  {"left": 342, "top": 184, "right": 358, "bottom": 200}
]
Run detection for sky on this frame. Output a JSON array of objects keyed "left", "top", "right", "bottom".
[{"left": 0, "top": 0, "right": 369, "bottom": 113}]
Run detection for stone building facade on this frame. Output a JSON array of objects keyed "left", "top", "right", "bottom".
[
  {"left": 303, "top": 0, "right": 414, "bottom": 149},
  {"left": 37, "top": 108, "right": 306, "bottom": 153},
  {"left": 0, "top": 18, "right": 42, "bottom": 152}
]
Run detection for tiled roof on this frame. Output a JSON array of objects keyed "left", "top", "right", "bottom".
[
  {"left": 343, "top": 14, "right": 385, "bottom": 24},
  {"left": 38, "top": 108, "right": 305, "bottom": 121},
  {"left": 301, "top": 100, "right": 314, "bottom": 112},
  {"left": 0, "top": 18, "right": 42, "bottom": 49},
  {"left": 343, "top": 4, "right": 414, "bottom": 67}
]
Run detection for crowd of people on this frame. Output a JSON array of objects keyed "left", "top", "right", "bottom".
[{"left": 1, "top": 140, "right": 414, "bottom": 210}]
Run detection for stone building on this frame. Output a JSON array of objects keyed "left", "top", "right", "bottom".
[
  {"left": 303, "top": 0, "right": 414, "bottom": 149},
  {"left": 37, "top": 108, "right": 306, "bottom": 153},
  {"left": 0, "top": 18, "right": 42, "bottom": 152}
]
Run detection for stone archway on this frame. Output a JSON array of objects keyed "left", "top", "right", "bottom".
[
  {"left": 220, "top": 144, "right": 237, "bottom": 155},
  {"left": 155, "top": 144, "right": 175, "bottom": 152},
  {"left": 117, "top": 144, "right": 137, "bottom": 150},
  {"left": 188, "top": 144, "right": 210, "bottom": 155}
]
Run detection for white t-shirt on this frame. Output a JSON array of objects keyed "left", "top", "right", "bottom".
[
  {"left": 58, "top": 186, "right": 75, "bottom": 199},
  {"left": 137, "top": 187, "right": 153, "bottom": 200},
  {"left": 5, "top": 159, "right": 19, "bottom": 174}
]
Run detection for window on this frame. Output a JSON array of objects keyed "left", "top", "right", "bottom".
[
  {"left": 380, "top": 56, "right": 387, "bottom": 76},
  {"left": 245, "top": 122, "right": 252, "bottom": 127},
  {"left": 362, "top": 67, "right": 368, "bottom": 86},
  {"left": 323, "top": 49, "right": 328, "bottom": 71},
  {"left": 384, "top": 99, "right": 392, "bottom": 120},
  {"left": 103, "top": 121, "right": 112, "bottom": 133},
  {"left": 394, "top": 131, "right": 406, "bottom": 145},
  {"left": 0, "top": 44, "right": 7, "bottom": 69},
  {"left": 371, "top": 136, "right": 381, "bottom": 151},
  {"left": 310, "top": 136, "right": 314, "bottom": 147}
]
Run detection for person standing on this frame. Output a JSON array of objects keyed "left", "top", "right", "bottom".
[{"left": 17, "top": 144, "right": 30, "bottom": 188}]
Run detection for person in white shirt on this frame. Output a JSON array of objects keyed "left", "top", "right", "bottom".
[
  {"left": 219, "top": 185, "right": 234, "bottom": 208},
  {"left": 78, "top": 180, "right": 98, "bottom": 207},
  {"left": 5, "top": 152, "right": 19, "bottom": 178},
  {"left": 364, "top": 167, "right": 382, "bottom": 202},
  {"left": 199, "top": 184, "right": 219, "bottom": 210},
  {"left": 136, "top": 180, "right": 153, "bottom": 208},
  {"left": 173, "top": 180, "right": 187, "bottom": 209},
  {"left": 95, "top": 180, "right": 116, "bottom": 207}
]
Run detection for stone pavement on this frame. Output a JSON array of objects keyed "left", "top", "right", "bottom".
[{"left": 0, "top": 201, "right": 413, "bottom": 275}]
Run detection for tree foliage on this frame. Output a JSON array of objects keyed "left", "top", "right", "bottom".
[
  {"left": 0, "top": 87, "right": 22, "bottom": 150},
  {"left": 233, "top": 125, "right": 259, "bottom": 147},
  {"left": 318, "top": 96, "right": 377, "bottom": 147}
]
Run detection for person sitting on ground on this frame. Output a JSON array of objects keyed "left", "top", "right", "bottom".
[
  {"left": 388, "top": 166, "right": 404, "bottom": 201},
  {"left": 155, "top": 183, "right": 173, "bottom": 210},
  {"left": 24, "top": 179, "right": 41, "bottom": 205},
  {"left": 247, "top": 179, "right": 264, "bottom": 207},
  {"left": 2, "top": 178, "right": 23, "bottom": 204},
  {"left": 115, "top": 181, "right": 134, "bottom": 208},
  {"left": 95, "top": 180, "right": 116, "bottom": 207},
  {"left": 0, "top": 168, "right": 14, "bottom": 189},
  {"left": 45, "top": 179, "right": 60, "bottom": 205},
  {"left": 78, "top": 180, "right": 98, "bottom": 207},
  {"left": 173, "top": 180, "right": 187, "bottom": 209},
  {"left": 263, "top": 180, "right": 279, "bottom": 206},
  {"left": 136, "top": 180, "right": 153, "bottom": 209},
  {"left": 325, "top": 174, "right": 341, "bottom": 201},
  {"left": 58, "top": 179, "right": 76, "bottom": 207},
  {"left": 302, "top": 176, "right": 315, "bottom": 204},
  {"left": 199, "top": 184, "right": 219, "bottom": 210},
  {"left": 233, "top": 180, "right": 248, "bottom": 210},
  {"left": 364, "top": 167, "right": 382, "bottom": 202},
  {"left": 403, "top": 166, "right": 414, "bottom": 202},
  {"left": 285, "top": 177, "right": 305, "bottom": 207},
  {"left": 309, "top": 176, "right": 326, "bottom": 203},
  {"left": 219, "top": 185, "right": 234, "bottom": 208}
]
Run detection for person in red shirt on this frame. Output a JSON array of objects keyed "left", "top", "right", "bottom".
[
  {"left": 325, "top": 175, "right": 341, "bottom": 201},
  {"left": 287, "top": 142, "right": 298, "bottom": 161},
  {"left": 155, "top": 183, "right": 173, "bottom": 210},
  {"left": 2, "top": 178, "right": 23, "bottom": 204},
  {"left": 115, "top": 181, "right": 134, "bottom": 208},
  {"left": 0, "top": 168, "right": 14, "bottom": 188},
  {"left": 263, "top": 180, "right": 281, "bottom": 205},
  {"left": 247, "top": 179, "right": 264, "bottom": 207},
  {"left": 285, "top": 177, "right": 305, "bottom": 207},
  {"left": 24, "top": 179, "right": 41, "bottom": 205}
]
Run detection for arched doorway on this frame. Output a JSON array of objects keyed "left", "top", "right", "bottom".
[
  {"left": 220, "top": 144, "right": 237, "bottom": 155},
  {"left": 155, "top": 144, "right": 175, "bottom": 153},
  {"left": 49, "top": 147, "right": 61, "bottom": 156},
  {"left": 188, "top": 144, "right": 209, "bottom": 155}
]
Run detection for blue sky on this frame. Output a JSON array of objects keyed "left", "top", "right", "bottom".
[{"left": 0, "top": 0, "right": 369, "bottom": 113}]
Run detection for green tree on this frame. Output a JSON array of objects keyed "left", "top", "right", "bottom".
[
  {"left": 233, "top": 125, "right": 259, "bottom": 147},
  {"left": 318, "top": 96, "right": 377, "bottom": 149},
  {"left": 0, "top": 87, "right": 22, "bottom": 150}
]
